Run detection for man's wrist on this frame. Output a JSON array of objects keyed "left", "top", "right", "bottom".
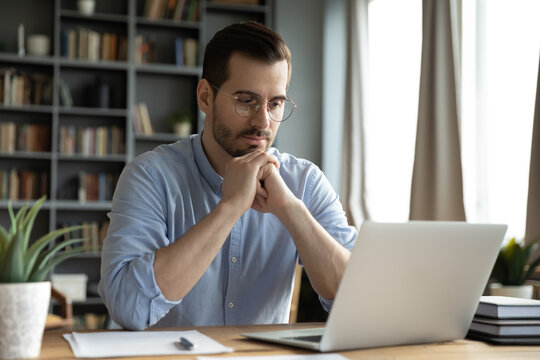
[
  {"left": 274, "top": 196, "right": 305, "bottom": 225},
  {"left": 216, "top": 198, "right": 248, "bottom": 220}
]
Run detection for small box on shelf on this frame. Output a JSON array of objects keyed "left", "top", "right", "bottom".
[{"left": 51, "top": 273, "right": 88, "bottom": 302}]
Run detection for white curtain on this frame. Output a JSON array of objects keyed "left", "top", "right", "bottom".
[
  {"left": 340, "top": 0, "right": 370, "bottom": 227},
  {"left": 526, "top": 57, "right": 540, "bottom": 257},
  {"left": 409, "top": 0, "right": 466, "bottom": 221}
]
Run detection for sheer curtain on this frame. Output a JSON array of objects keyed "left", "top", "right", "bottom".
[
  {"left": 526, "top": 58, "right": 540, "bottom": 257},
  {"left": 340, "top": 0, "right": 421, "bottom": 224},
  {"left": 340, "top": 0, "right": 370, "bottom": 227},
  {"left": 409, "top": 0, "right": 466, "bottom": 220}
]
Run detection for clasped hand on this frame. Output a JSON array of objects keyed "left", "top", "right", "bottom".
[{"left": 221, "top": 150, "right": 296, "bottom": 215}]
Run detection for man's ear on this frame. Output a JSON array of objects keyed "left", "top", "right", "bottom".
[{"left": 197, "top": 79, "right": 213, "bottom": 115}]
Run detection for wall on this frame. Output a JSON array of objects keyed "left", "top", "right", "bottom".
[
  {"left": 321, "top": 0, "right": 347, "bottom": 192},
  {"left": 274, "top": 0, "right": 324, "bottom": 167}
]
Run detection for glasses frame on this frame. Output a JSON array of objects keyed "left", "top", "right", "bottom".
[{"left": 211, "top": 84, "right": 296, "bottom": 122}]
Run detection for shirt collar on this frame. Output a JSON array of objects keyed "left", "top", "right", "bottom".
[{"left": 192, "top": 133, "right": 223, "bottom": 194}]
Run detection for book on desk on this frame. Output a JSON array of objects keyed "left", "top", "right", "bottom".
[{"left": 467, "top": 296, "right": 540, "bottom": 344}]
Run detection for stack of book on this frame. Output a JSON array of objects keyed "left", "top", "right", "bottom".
[{"left": 468, "top": 296, "right": 540, "bottom": 344}]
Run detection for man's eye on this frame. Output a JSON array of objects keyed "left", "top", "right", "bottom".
[
  {"left": 236, "top": 96, "right": 257, "bottom": 105},
  {"left": 270, "top": 100, "right": 284, "bottom": 109}
]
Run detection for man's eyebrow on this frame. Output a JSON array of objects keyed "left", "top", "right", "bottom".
[{"left": 232, "top": 90, "right": 288, "bottom": 100}]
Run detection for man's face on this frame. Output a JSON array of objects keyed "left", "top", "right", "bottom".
[{"left": 209, "top": 53, "right": 289, "bottom": 157}]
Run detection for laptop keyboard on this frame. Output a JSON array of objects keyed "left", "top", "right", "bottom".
[{"left": 283, "top": 335, "right": 322, "bottom": 343}]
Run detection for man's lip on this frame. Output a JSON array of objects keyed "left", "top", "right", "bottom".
[{"left": 242, "top": 135, "right": 268, "bottom": 146}]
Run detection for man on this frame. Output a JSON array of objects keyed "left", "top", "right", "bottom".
[{"left": 98, "top": 21, "right": 357, "bottom": 330}]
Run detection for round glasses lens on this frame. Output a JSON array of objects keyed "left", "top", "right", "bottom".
[
  {"left": 235, "top": 98, "right": 260, "bottom": 117},
  {"left": 269, "top": 100, "right": 295, "bottom": 122}
]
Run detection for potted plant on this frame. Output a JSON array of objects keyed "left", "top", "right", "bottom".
[
  {"left": 169, "top": 110, "right": 193, "bottom": 137},
  {"left": 0, "top": 197, "right": 84, "bottom": 359},
  {"left": 490, "top": 237, "right": 540, "bottom": 299}
]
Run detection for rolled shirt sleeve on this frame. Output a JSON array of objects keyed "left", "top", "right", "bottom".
[{"left": 98, "top": 156, "right": 183, "bottom": 330}]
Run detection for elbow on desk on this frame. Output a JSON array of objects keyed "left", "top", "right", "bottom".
[
  {"left": 99, "top": 290, "right": 152, "bottom": 331},
  {"left": 98, "top": 276, "right": 154, "bottom": 331}
]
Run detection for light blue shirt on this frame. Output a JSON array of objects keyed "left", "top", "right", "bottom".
[{"left": 98, "top": 134, "right": 357, "bottom": 330}]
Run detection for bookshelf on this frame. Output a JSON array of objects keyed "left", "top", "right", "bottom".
[{"left": 0, "top": 0, "right": 273, "bottom": 326}]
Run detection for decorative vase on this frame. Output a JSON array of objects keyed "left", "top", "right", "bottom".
[
  {"left": 174, "top": 122, "right": 192, "bottom": 137},
  {"left": 27, "top": 34, "right": 50, "bottom": 56},
  {"left": 489, "top": 283, "right": 534, "bottom": 299},
  {"left": 77, "top": 0, "right": 96, "bottom": 15},
  {"left": 0, "top": 282, "right": 51, "bottom": 359}
]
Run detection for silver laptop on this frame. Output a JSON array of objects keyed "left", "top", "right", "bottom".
[{"left": 242, "top": 221, "right": 507, "bottom": 352}]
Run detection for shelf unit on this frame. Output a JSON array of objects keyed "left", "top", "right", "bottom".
[{"left": 0, "top": 0, "right": 273, "bottom": 321}]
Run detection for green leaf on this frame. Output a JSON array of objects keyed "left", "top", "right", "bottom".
[
  {"left": 14, "top": 203, "right": 29, "bottom": 231},
  {"left": 494, "top": 236, "right": 540, "bottom": 285},
  {"left": 24, "top": 225, "right": 84, "bottom": 279},
  {"left": 28, "top": 248, "right": 86, "bottom": 282},
  {"left": 0, "top": 197, "right": 91, "bottom": 283},
  {"left": 32, "top": 238, "right": 85, "bottom": 274},
  {"left": 7, "top": 201, "right": 17, "bottom": 235},
  {"left": 20, "top": 196, "right": 46, "bottom": 251},
  {"left": 0, "top": 226, "right": 8, "bottom": 265},
  {"left": 523, "top": 255, "right": 540, "bottom": 284},
  {"left": 0, "top": 231, "right": 26, "bottom": 282}
]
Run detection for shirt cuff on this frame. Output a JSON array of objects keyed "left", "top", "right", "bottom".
[{"left": 141, "top": 252, "right": 182, "bottom": 326}]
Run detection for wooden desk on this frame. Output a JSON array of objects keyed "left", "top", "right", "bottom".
[{"left": 40, "top": 323, "right": 540, "bottom": 359}]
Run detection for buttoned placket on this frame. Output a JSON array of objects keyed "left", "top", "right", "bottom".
[{"left": 224, "top": 214, "right": 242, "bottom": 324}]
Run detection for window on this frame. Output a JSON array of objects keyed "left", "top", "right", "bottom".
[
  {"left": 461, "top": 0, "right": 540, "bottom": 238},
  {"left": 365, "top": 0, "right": 421, "bottom": 221},
  {"left": 364, "top": 0, "right": 539, "bottom": 239}
]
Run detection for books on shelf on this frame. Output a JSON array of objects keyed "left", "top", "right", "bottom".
[
  {"left": 0, "top": 122, "right": 50, "bottom": 153},
  {"left": 0, "top": 68, "right": 53, "bottom": 106},
  {"left": 78, "top": 172, "right": 119, "bottom": 202},
  {"left": 183, "top": 38, "right": 198, "bottom": 67},
  {"left": 61, "top": 220, "right": 110, "bottom": 253},
  {"left": 467, "top": 296, "right": 540, "bottom": 345},
  {"left": 136, "top": 34, "right": 198, "bottom": 67},
  {"left": 60, "top": 28, "right": 128, "bottom": 62},
  {"left": 134, "top": 35, "right": 156, "bottom": 65},
  {"left": 143, "top": 0, "right": 200, "bottom": 22},
  {"left": 0, "top": 169, "right": 48, "bottom": 201},
  {"left": 72, "top": 313, "right": 107, "bottom": 330},
  {"left": 173, "top": 37, "right": 198, "bottom": 67},
  {"left": 59, "top": 125, "right": 125, "bottom": 156},
  {"left": 58, "top": 79, "right": 73, "bottom": 107},
  {"left": 210, "top": 0, "right": 260, "bottom": 4},
  {"left": 132, "top": 103, "right": 154, "bottom": 135}
]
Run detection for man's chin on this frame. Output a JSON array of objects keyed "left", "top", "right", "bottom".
[{"left": 230, "top": 145, "right": 268, "bottom": 157}]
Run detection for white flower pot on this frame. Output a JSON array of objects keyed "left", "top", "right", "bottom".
[
  {"left": 0, "top": 282, "right": 51, "bottom": 359},
  {"left": 489, "top": 283, "right": 534, "bottom": 299}
]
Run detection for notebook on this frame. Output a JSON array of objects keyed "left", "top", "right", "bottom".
[{"left": 242, "top": 221, "right": 507, "bottom": 352}]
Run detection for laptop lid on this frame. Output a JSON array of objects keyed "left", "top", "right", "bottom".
[{"left": 242, "top": 221, "right": 507, "bottom": 352}]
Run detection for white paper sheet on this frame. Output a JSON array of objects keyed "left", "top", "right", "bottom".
[
  {"left": 63, "top": 330, "right": 234, "bottom": 358},
  {"left": 198, "top": 354, "right": 348, "bottom": 360}
]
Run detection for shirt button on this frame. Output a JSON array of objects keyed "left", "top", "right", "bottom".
[
  {"left": 212, "top": 186, "right": 218, "bottom": 193},
  {"left": 228, "top": 302, "right": 234, "bottom": 309},
  {"left": 231, "top": 256, "right": 237, "bottom": 263}
]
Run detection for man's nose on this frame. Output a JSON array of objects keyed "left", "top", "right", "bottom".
[{"left": 250, "top": 103, "right": 271, "bottom": 129}]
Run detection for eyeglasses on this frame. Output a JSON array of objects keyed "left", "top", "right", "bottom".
[{"left": 212, "top": 85, "right": 296, "bottom": 122}]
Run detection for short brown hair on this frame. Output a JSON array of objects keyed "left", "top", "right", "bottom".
[{"left": 202, "top": 21, "right": 291, "bottom": 91}]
